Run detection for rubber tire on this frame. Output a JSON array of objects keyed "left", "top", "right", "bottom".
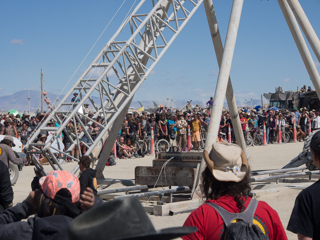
[
  {"left": 134, "top": 141, "right": 140, "bottom": 151},
  {"left": 157, "top": 139, "right": 170, "bottom": 152},
  {"left": 282, "top": 132, "right": 290, "bottom": 143},
  {"left": 138, "top": 140, "right": 147, "bottom": 153},
  {"left": 246, "top": 134, "right": 253, "bottom": 146},
  {"left": 8, "top": 162, "right": 19, "bottom": 186}
]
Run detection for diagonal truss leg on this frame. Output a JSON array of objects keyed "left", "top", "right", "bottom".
[
  {"left": 192, "top": 0, "right": 244, "bottom": 199},
  {"left": 286, "top": 0, "right": 320, "bottom": 62},
  {"left": 278, "top": 0, "right": 320, "bottom": 101},
  {"left": 203, "top": 0, "right": 247, "bottom": 154}
]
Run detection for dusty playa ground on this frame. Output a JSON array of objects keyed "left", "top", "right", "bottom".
[{"left": 13, "top": 141, "right": 309, "bottom": 239}]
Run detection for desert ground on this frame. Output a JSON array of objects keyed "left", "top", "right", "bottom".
[{"left": 12, "top": 141, "right": 312, "bottom": 240}]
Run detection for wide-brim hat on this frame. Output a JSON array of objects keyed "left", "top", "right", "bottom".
[
  {"left": 40, "top": 134, "right": 47, "bottom": 139},
  {"left": 5, "top": 118, "right": 12, "bottom": 123},
  {"left": 203, "top": 142, "right": 248, "bottom": 182},
  {"left": 68, "top": 197, "right": 197, "bottom": 240},
  {"left": 4, "top": 135, "right": 15, "bottom": 147}
]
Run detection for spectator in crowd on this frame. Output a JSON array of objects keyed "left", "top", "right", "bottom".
[
  {"left": 158, "top": 114, "right": 168, "bottom": 140},
  {"left": 176, "top": 113, "right": 188, "bottom": 151},
  {"left": 206, "top": 97, "right": 213, "bottom": 108},
  {"left": 20, "top": 123, "right": 30, "bottom": 145},
  {"left": 78, "top": 156, "right": 97, "bottom": 196},
  {"left": 239, "top": 113, "right": 247, "bottom": 140},
  {"left": 0, "top": 118, "right": 18, "bottom": 138},
  {"left": 126, "top": 139, "right": 139, "bottom": 158},
  {"left": 167, "top": 113, "right": 177, "bottom": 134},
  {"left": 191, "top": 114, "right": 201, "bottom": 150},
  {"left": 307, "top": 86, "right": 313, "bottom": 92},
  {"left": 117, "top": 136, "right": 133, "bottom": 159},
  {"left": 287, "top": 131, "right": 320, "bottom": 239},
  {"left": 293, "top": 107, "right": 300, "bottom": 125},
  {"left": 298, "top": 109, "right": 309, "bottom": 134},
  {"left": 186, "top": 101, "right": 192, "bottom": 113},
  {"left": 296, "top": 125, "right": 306, "bottom": 142},
  {"left": 168, "top": 123, "right": 177, "bottom": 151},
  {"left": 182, "top": 142, "right": 287, "bottom": 240},
  {"left": 216, "top": 132, "right": 227, "bottom": 143},
  {"left": 71, "top": 92, "right": 80, "bottom": 107},
  {"left": 83, "top": 103, "right": 91, "bottom": 116},
  {"left": 312, "top": 110, "right": 320, "bottom": 131}
]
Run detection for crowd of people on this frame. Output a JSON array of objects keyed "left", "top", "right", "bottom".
[
  {"left": 1, "top": 94, "right": 320, "bottom": 239},
  {"left": 0, "top": 98, "right": 319, "bottom": 163}
]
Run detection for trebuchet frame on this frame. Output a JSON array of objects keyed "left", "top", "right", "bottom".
[
  {"left": 24, "top": 0, "right": 205, "bottom": 177},
  {"left": 24, "top": 0, "right": 320, "bottom": 186}
]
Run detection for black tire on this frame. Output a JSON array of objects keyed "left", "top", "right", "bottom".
[
  {"left": 133, "top": 141, "right": 140, "bottom": 151},
  {"left": 156, "top": 139, "right": 170, "bottom": 152},
  {"left": 255, "top": 134, "right": 263, "bottom": 145},
  {"left": 8, "top": 162, "right": 19, "bottom": 185},
  {"left": 246, "top": 134, "right": 253, "bottom": 146},
  {"left": 282, "top": 132, "right": 290, "bottom": 143},
  {"left": 138, "top": 140, "right": 147, "bottom": 153}
]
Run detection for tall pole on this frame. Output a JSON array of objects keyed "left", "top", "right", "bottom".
[
  {"left": 278, "top": 0, "right": 320, "bottom": 102},
  {"left": 204, "top": 0, "right": 244, "bottom": 153},
  {"left": 286, "top": 0, "right": 320, "bottom": 62},
  {"left": 171, "top": 99, "right": 173, "bottom": 109},
  {"left": 251, "top": 98, "right": 253, "bottom": 109},
  {"left": 166, "top": 97, "right": 169, "bottom": 107},
  {"left": 40, "top": 69, "right": 43, "bottom": 113},
  {"left": 203, "top": 0, "right": 246, "bottom": 152},
  {"left": 27, "top": 91, "right": 31, "bottom": 114}
]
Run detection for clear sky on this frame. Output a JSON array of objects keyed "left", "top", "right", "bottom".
[{"left": 1, "top": 0, "right": 319, "bottom": 107}]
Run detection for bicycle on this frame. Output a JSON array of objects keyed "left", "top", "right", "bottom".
[
  {"left": 138, "top": 133, "right": 170, "bottom": 153},
  {"left": 200, "top": 127, "right": 207, "bottom": 149}
]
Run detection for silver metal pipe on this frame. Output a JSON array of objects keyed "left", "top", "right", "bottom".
[
  {"left": 204, "top": 0, "right": 244, "bottom": 152},
  {"left": 114, "top": 186, "right": 190, "bottom": 199},
  {"left": 97, "top": 185, "right": 148, "bottom": 196},
  {"left": 286, "top": 0, "right": 320, "bottom": 62},
  {"left": 251, "top": 170, "right": 319, "bottom": 182},
  {"left": 278, "top": 0, "right": 320, "bottom": 100},
  {"left": 203, "top": 0, "right": 246, "bottom": 153},
  {"left": 251, "top": 166, "right": 306, "bottom": 175}
]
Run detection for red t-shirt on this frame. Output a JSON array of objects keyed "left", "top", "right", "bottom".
[
  {"left": 240, "top": 117, "right": 247, "bottom": 131},
  {"left": 182, "top": 196, "right": 287, "bottom": 240}
]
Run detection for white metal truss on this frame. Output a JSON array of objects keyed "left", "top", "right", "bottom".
[{"left": 24, "top": 0, "right": 204, "bottom": 176}]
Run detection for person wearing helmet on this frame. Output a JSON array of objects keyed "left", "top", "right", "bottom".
[{"left": 0, "top": 170, "right": 97, "bottom": 240}]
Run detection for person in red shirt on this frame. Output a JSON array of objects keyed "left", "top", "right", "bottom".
[
  {"left": 182, "top": 142, "right": 287, "bottom": 240},
  {"left": 239, "top": 112, "right": 248, "bottom": 140}
]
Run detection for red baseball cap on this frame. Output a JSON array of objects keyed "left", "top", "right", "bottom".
[{"left": 39, "top": 170, "right": 80, "bottom": 203}]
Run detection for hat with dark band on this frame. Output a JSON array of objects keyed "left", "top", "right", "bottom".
[
  {"left": 203, "top": 142, "right": 248, "bottom": 182},
  {"left": 4, "top": 135, "right": 16, "bottom": 147},
  {"left": 68, "top": 197, "right": 197, "bottom": 240}
]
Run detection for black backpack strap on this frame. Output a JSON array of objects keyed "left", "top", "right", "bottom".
[{"left": 206, "top": 198, "right": 259, "bottom": 227}]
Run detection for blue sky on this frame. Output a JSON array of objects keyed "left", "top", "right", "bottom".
[{"left": 1, "top": 0, "right": 319, "bottom": 107}]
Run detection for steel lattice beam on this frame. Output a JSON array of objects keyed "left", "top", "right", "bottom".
[{"left": 24, "top": 0, "right": 204, "bottom": 176}]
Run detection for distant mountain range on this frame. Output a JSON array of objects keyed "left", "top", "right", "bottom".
[{"left": 0, "top": 90, "right": 263, "bottom": 113}]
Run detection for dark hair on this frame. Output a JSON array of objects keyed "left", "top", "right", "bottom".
[
  {"left": 201, "top": 166, "right": 251, "bottom": 210},
  {"left": 0, "top": 139, "right": 12, "bottom": 146},
  {"left": 37, "top": 189, "right": 70, "bottom": 218},
  {"left": 79, "top": 156, "right": 91, "bottom": 169}
]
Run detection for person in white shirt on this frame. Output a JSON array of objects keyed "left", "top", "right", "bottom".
[{"left": 312, "top": 110, "right": 320, "bottom": 131}]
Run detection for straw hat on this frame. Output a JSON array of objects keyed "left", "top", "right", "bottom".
[{"left": 203, "top": 142, "right": 248, "bottom": 182}]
